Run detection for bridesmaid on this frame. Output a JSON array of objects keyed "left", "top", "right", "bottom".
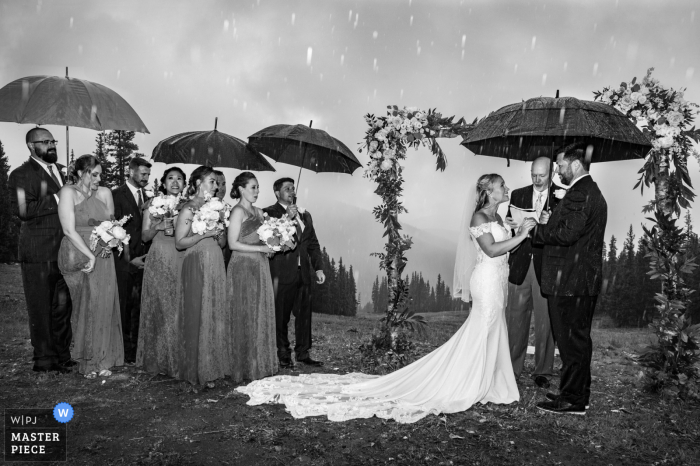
[
  {"left": 136, "top": 166, "right": 186, "bottom": 377},
  {"left": 174, "top": 166, "right": 228, "bottom": 385},
  {"left": 226, "top": 172, "right": 277, "bottom": 382},
  {"left": 57, "top": 155, "right": 123, "bottom": 378}
]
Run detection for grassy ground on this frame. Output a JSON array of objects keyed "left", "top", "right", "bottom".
[{"left": 1, "top": 263, "right": 699, "bottom": 465}]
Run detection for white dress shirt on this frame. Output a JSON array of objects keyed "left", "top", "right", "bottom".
[
  {"left": 126, "top": 181, "right": 143, "bottom": 206},
  {"left": 31, "top": 156, "right": 62, "bottom": 203}
]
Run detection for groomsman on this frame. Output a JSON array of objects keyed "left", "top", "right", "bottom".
[
  {"left": 112, "top": 157, "right": 151, "bottom": 364},
  {"left": 9, "top": 128, "right": 73, "bottom": 373},
  {"left": 505, "top": 157, "right": 558, "bottom": 388},
  {"left": 533, "top": 142, "right": 607, "bottom": 415},
  {"left": 264, "top": 178, "right": 325, "bottom": 368}
]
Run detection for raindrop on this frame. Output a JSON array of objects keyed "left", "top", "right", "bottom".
[
  {"left": 400, "top": 89, "right": 404, "bottom": 99},
  {"left": 691, "top": 11, "right": 695, "bottom": 22},
  {"left": 593, "top": 23, "right": 597, "bottom": 31},
  {"left": 320, "top": 73, "right": 323, "bottom": 81},
  {"left": 514, "top": 64, "right": 518, "bottom": 74},
  {"left": 340, "top": 54, "right": 344, "bottom": 65},
  {"left": 461, "top": 34, "right": 466, "bottom": 48},
  {"left": 416, "top": 40, "right": 421, "bottom": 56},
  {"left": 541, "top": 73, "right": 547, "bottom": 86},
  {"left": 243, "top": 102, "right": 247, "bottom": 111},
  {"left": 69, "top": 17, "right": 73, "bottom": 28},
  {"left": 117, "top": 69, "right": 120, "bottom": 79},
  {"left": 373, "top": 58, "right": 378, "bottom": 72},
  {"left": 531, "top": 36, "right": 536, "bottom": 50},
  {"left": 267, "top": 91, "right": 270, "bottom": 100},
  {"left": 163, "top": 71, "right": 168, "bottom": 79},
  {"left": 36, "top": 0, "right": 41, "bottom": 13},
  {"left": 687, "top": 68, "right": 695, "bottom": 80},
  {"left": 559, "top": 108, "right": 566, "bottom": 124},
  {"left": 307, "top": 47, "right": 313, "bottom": 66},
  {"left": 373, "top": 31, "right": 378, "bottom": 39},
  {"left": 563, "top": 62, "right": 568, "bottom": 71},
  {"left": 226, "top": 76, "right": 230, "bottom": 85},
  {"left": 670, "top": 57, "right": 675, "bottom": 67},
  {"left": 592, "top": 62, "right": 598, "bottom": 76},
  {"left": 354, "top": 13, "right": 359, "bottom": 28},
  {"left": 291, "top": 13, "right": 295, "bottom": 26},
  {"left": 373, "top": 89, "right": 377, "bottom": 98},
  {"left": 348, "top": 10, "right": 352, "bottom": 21},
  {"left": 410, "top": 15, "right": 413, "bottom": 26},
  {"left": 78, "top": 45, "right": 83, "bottom": 55},
  {"left": 461, "top": 50, "right": 465, "bottom": 60}
]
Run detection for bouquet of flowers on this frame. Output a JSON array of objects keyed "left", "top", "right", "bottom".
[
  {"left": 149, "top": 193, "right": 186, "bottom": 236},
  {"left": 191, "top": 194, "right": 229, "bottom": 235},
  {"left": 257, "top": 213, "right": 297, "bottom": 252},
  {"left": 89, "top": 215, "right": 132, "bottom": 258}
]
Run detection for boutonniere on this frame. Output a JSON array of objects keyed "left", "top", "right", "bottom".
[
  {"left": 60, "top": 167, "right": 67, "bottom": 176},
  {"left": 144, "top": 189, "right": 154, "bottom": 199},
  {"left": 554, "top": 189, "right": 567, "bottom": 199}
]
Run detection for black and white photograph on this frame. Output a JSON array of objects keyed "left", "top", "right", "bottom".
[{"left": 1, "top": 1, "right": 699, "bottom": 464}]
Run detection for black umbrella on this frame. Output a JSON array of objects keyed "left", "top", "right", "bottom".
[
  {"left": 151, "top": 118, "right": 275, "bottom": 171},
  {"left": 461, "top": 94, "right": 652, "bottom": 164},
  {"left": 248, "top": 121, "right": 361, "bottom": 189}
]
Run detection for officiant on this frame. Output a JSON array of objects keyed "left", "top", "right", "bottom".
[{"left": 505, "top": 156, "right": 560, "bottom": 388}]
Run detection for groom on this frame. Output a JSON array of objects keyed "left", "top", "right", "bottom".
[
  {"left": 265, "top": 178, "right": 325, "bottom": 368},
  {"left": 532, "top": 142, "right": 607, "bottom": 415}
]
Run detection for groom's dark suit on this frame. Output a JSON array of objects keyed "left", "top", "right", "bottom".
[
  {"left": 264, "top": 203, "right": 324, "bottom": 361},
  {"left": 112, "top": 183, "right": 148, "bottom": 361},
  {"left": 505, "top": 185, "right": 559, "bottom": 378},
  {"left": 9, "top": 157, "right": 72, "bottom": 369},
  {"left": 533, "top": 175, "right": 607, "bottom": 407}
]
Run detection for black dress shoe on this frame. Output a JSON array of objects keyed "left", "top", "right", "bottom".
[
  {"left": 545, "top": 393, "right": 589, "bottom": 409},
  {"left": 279, "top": 357, "right": 295, "bottom": 368},
  {"left": 537, "top": 399, "right": 586, "bottom": 415},
  {"left": 297, "top": 357, "right": 323, "bottom": 367},
  {"left": 534, "top": 375, "right": 551, "bottom": 388},
  {"left": 59, "top": 359, "right": 78, "bottom": 368},
  {"left": 33, "top": 364, "right": 71, "bottom": 374}
]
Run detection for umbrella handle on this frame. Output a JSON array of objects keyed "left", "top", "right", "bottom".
[{"left": 294, "top": 120, "right": 313, "bottom": 202}]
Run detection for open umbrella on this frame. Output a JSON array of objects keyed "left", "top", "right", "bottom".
[
  {"left": 461, "top": 94, "right": 652, "bottom": 163},
  {"left": 0, "top": 68, "right": 149, "bottom": 165},
  {"left": 151, "top": 118, "right": 275, "bottom": 171},
  {"left": 248, "top": 121, "right": 361, "bottom": 189}
]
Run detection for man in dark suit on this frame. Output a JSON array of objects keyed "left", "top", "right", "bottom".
[
  {"left": 9, "top": 128, "right": 73, "bottom": 373},
  {"left": 264, "top": 178, "right": 325, "bottom": 368},
  {"left": 505, "top": 157, "right": 559, "bottom": 388},
  {"left": 112, "top": 157, "right": 151, "bottom": 364},
  {"left": 532, "top": 142, "right": 607, "bottom": 415}
]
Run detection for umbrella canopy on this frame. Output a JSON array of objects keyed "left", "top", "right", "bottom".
[
  {"left": 152, "top": 121, "right": 275, "bottom": 172},
  {"left": 0, "top": 74, "right": 149, "bottom": 132},
  {"left": 461, "top": 96, "right": 652, "bottom": 163},
  {"left": 248, "top": 123, "right": 361, "bottom": 175}
]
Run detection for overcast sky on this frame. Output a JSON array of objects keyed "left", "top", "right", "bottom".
[{"left": 2, "top": 0, "right": 699, "bottom": 284}]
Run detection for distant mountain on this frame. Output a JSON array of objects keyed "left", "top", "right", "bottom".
[{"left": 311, "top": 202, "right": 458, "bottom": 306}]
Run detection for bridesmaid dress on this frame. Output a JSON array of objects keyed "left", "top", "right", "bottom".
[
  {"left": 137, "top": 221, "right": 182, "bottom": 377},
  {"left": 58, "top": 187, "right": 123, "bottom": 374},
  {"left": 178, "top": 223, "right": 228, "bottom": 385},
  {"left": 226, "top": 208, "right": 278, "bottom": 382}
]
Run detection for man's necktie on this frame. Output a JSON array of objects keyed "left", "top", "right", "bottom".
[
  {"left": 47, "top": 165, "right": 61, "bottom": 188},
  {"left": 137, "top": 189, "right": 144, "bottom": 208},
  {"left": 535, "top": 192, "right": 543, "bottom": 219}
]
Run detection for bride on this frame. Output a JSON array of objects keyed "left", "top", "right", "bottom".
[{"left": 235, "top": 173, "right": 536, "bottom": 423}]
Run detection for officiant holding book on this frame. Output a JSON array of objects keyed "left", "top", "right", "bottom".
[{"left": 505, "top": 156, "right": 560, "bottom": 387}]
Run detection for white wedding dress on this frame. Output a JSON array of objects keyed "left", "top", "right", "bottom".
[{"left": 235, "top": 221, "right": 518, "bottom": 423}]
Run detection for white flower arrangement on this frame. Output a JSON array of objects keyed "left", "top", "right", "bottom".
[
  {"left": 89, "top": 215, "right": 131, "bottom": 258},
  {"left": 257, "top": 213, "right": 297, "bottom": 252},
  {"left": 554, "top": 189, "right": 567, "bottom": 200},
  {"left": 148, "top": 193, "right": 181, "bottom": 219},
  {"left": 190, "top": 194, "right": 230, "bottom": 235}
]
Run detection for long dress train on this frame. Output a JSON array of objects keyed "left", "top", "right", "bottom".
[
  {"left": 58, "top": 188, "right": 123, "bottom": 374},
  {"left": 235, "top": 221, "right": 518, "bottom": 423},
  {"left": 137, "top": 226, "right": 182, "bottom": 377},
  {"left": 226, "top": 209, "right": 278, "bottom": 382}
]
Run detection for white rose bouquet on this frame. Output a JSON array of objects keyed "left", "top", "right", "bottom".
[
  {"left": 89, "top": 215, "right": 132, "bottom": 258},
  {"left": 190, "top": 194, "right": 228, "bottom": 235},
  {"left": 256, "top": 213, "right": 297, "bottom": 252},
  {"left": 148, "top": 193, "right": 184, "bottom": 236}
]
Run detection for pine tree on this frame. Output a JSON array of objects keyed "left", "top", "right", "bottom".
[
  {"left": 347, "top": 265, "right": 358, "bottom": 316},
  {"left": 69, "top": 149, "right": 75, "bottom": 164},
  {"left": 106, "top": 130, "right": 139, "bottom": 186},
  {"left": 0, "top": 140, "right": 20, "bottom": 262},
  {"left": 94, "top": 132, "right": 116, "bottom": 188},
  {"left": 371, "top": 276, "right": 380, "bottom": 313}
]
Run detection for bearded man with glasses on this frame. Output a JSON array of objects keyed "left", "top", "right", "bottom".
[{"left": 8, "top": 127, "right": 74, "bottom": 373}]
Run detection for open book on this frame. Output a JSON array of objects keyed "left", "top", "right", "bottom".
[{"left": 508, "top": 204, "right": 539, "bottom": 227}]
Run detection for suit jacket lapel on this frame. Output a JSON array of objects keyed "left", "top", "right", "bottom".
[{"left": 29, "top": 157, "right": 61, "bottom": 192}]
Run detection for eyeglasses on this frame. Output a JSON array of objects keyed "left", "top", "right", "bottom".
[{"left": 31, "top": 140, "right": 58, "bottom": 146}]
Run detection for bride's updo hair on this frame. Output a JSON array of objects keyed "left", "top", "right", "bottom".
[
  {"left": 186, "top": 165, "right": 215, "bottom": 197},
  {"left": 230, "top": 171, "right": 257, "bottom": 200},
  {"left": 474, "top": 174, "right": 502, "bottom": 212},
  {"left": 67, "top": 155, "right": 100, "bottom": 185}
]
